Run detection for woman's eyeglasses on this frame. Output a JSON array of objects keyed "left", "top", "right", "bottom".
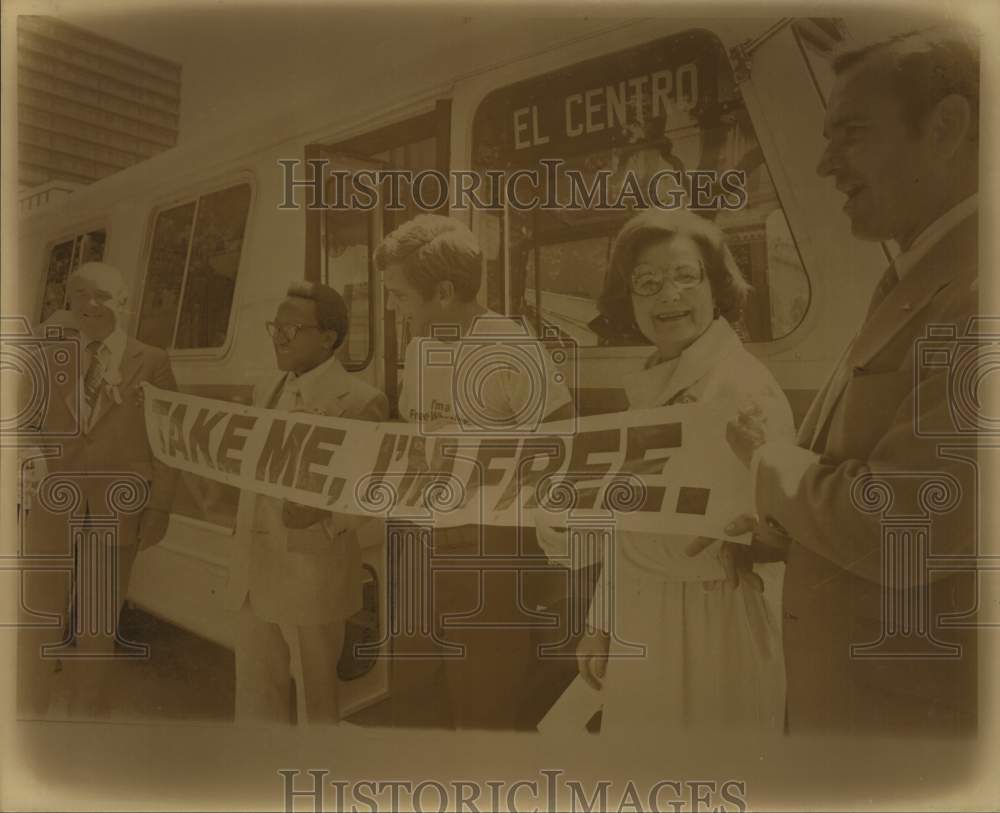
[
  {"left": 628, "top": 262, "right": 705, "bottom": 297},
  {"left": 265, "top": 321, "right": 321, "bottom": 344}
]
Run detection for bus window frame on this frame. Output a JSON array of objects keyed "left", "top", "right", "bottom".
[
  {"left": 306, "top": 147, "right": 384, "bottom": 375},
  {"left": 457, "top": 22, "right": 830, "bottom": 361},
  {"left": 134, "top": 170, "right": 257, "bottom": 362},
  {"left": 304, "top": 99, "right": 451, "bottom": 380},
  {"left": 37, "top": 218, "right": 112, "bottom": 322},
  {"left": 516, "top": 216, "right": 618, "bottom": 342}
]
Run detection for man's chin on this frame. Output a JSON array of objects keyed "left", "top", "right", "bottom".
[
  {"left": 848, "top": 217, "right": 890, "bottom": 243},
  {"left": 78, "top": 318, "right": 114, "bottom": 340}
]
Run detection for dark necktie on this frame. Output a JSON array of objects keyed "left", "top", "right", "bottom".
[
  {"left": 808, "top": 261, "right": 899, "bottom": 450},
  {"left": 864, "top": 262, "right": 900, "bottom": 321},
  {"left": 83, "top": 340, "right": 104, "bottom": 410}
]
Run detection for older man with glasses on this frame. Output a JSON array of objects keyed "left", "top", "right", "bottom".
[{"left": 19, "top": 262, "right": 178, "bottom": 720}]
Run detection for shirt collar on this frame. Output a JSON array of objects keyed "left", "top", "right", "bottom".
[
  {"left": 894, "top": 194, "right": 978, "bottom": 280},
  {"left": 101, "top": 327, "right": 126, "bottom": 358},
  {"left": 623, "top": 318, "right": 742, "bottom": 408},
  {"left": 285, "top": 353, "right": 347, "bottom": 404},
  {"left": 86, "top": 327, "right": 126, "bottom": 372}
]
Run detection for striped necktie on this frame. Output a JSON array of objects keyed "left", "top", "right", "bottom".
[{"left": 83, "top": 340, "right": 104, "bottom": 410}]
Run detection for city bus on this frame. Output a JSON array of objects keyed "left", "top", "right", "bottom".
[{"left": 14, "top": 15, "right": 893, "bottom": 717}]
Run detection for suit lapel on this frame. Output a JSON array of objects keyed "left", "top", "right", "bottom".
[
  {"left": 261, "top": 373, "right": 289, "bottom": 409},
  {"left": 88, "top": 339, "right": 143, "bottom": 431},
  {"left": 301, "top": 357, "right": 353, "bottom": 416},
  {"left": 798, "top": 344, "right": 847, "bottom": 447},
  {"left": 809, "top": 212, "right": 977, "bottom": 448},
  {"left": 118, "top": 340, "right": 146, "bottom": 389},
  {"left": 850, "top": 214, "right": 976, "bottom": 371}
]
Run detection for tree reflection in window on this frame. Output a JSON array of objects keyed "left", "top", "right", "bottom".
[
  {"left": 325, "top": 205, "right": 371, "bottom": 369},
  {"left": 137, "top": 184, "right": 251, "bottom": 350},
  {"left": 39, "top": 229, "right": 107, "bottom": 323}
]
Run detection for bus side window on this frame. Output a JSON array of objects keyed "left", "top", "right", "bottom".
[
  {"left": 38, "top": 228, "right": 106, "bottom": 323},
  {"left": 136, "top": 183, "right": 251, "bottom": 351},
  {"left": 325, "top": 198, "right": 372, "bottom": 370}
]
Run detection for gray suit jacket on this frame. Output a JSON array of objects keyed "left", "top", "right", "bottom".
[
  {"left": 225, "top": 356, "right": 389, "bottom": 626},
  {"left": 753, "top": 212, "right": 979, "bottom": 735},
  {"left": 32, "top": 330, "right": 179, "bottom": 550}
]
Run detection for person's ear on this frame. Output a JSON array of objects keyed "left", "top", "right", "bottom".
[{"left": 930, "top": 94, "right": 974, "bottom": 159}]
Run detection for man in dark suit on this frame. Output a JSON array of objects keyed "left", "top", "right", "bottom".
[
  {"left": 721, "top": 27, "right": 980, "bottom": 736},
  {"left": 19, "top": 262, "right": 179, "bottom": 718}
]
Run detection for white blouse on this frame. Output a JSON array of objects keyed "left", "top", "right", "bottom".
[{"left": 538, "top": 318, "right": 795, "bottom": 590}]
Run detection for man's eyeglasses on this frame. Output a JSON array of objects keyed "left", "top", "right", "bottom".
[
  {"left": 628, "top": 261, "right": 706, "bottom": 297},
  {"left": 265, "top": 321, "right": 321, "bottom": 344}
]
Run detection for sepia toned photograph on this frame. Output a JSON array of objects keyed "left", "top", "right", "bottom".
[{"left": 1, "top": 1, "right": 997, "bottom": 810}]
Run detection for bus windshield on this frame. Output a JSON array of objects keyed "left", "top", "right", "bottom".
[{"left": 471, "top": 28, "right": 811, "bottom": 347}]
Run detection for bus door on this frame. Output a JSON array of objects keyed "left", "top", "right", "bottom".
[
  {"left": 302, "top": 150, "right": 386, "bottom": 400},
  {"left": 305, "top": 101, "right": 452, "bottom": 416}
]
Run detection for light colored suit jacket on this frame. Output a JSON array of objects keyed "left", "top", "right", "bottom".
[
  {"left": 32, "top": 328, "right": 179, "bottom": 549},
  {"left": 225, "top": 355, "right": 389, "bottom": 626},
  {"left": 753, "top": 212, "right": 979, "bottom": 734}
]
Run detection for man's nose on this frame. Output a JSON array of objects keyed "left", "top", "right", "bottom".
[{"left": 816, "top": 143, "right": 837, "bottom": 178}]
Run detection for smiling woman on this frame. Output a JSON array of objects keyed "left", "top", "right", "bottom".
[
  {"left": 597, "top": 208, "right": 751, "bottom": 358},
  {"left": 537, "top": 207, "right": 793, "bottom": 734}
]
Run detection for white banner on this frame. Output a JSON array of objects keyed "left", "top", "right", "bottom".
[{"left": 142, "top": 384, "right": 753, "bottom": 539}]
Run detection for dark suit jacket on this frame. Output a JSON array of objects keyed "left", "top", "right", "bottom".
[
  {"left": 35, "top": 330, "right": 179, "bottom": 546},
  {"left": 754, "top": 212, "right": 979, "bottom": 736}
]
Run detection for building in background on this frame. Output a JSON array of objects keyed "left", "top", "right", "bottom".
[{"left": 17, "top": 15, "right": 181, "bottom": 208}]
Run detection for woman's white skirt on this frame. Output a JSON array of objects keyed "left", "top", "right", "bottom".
[{"left": 599, "top": 559, "right": 786, "bottom": 735}]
